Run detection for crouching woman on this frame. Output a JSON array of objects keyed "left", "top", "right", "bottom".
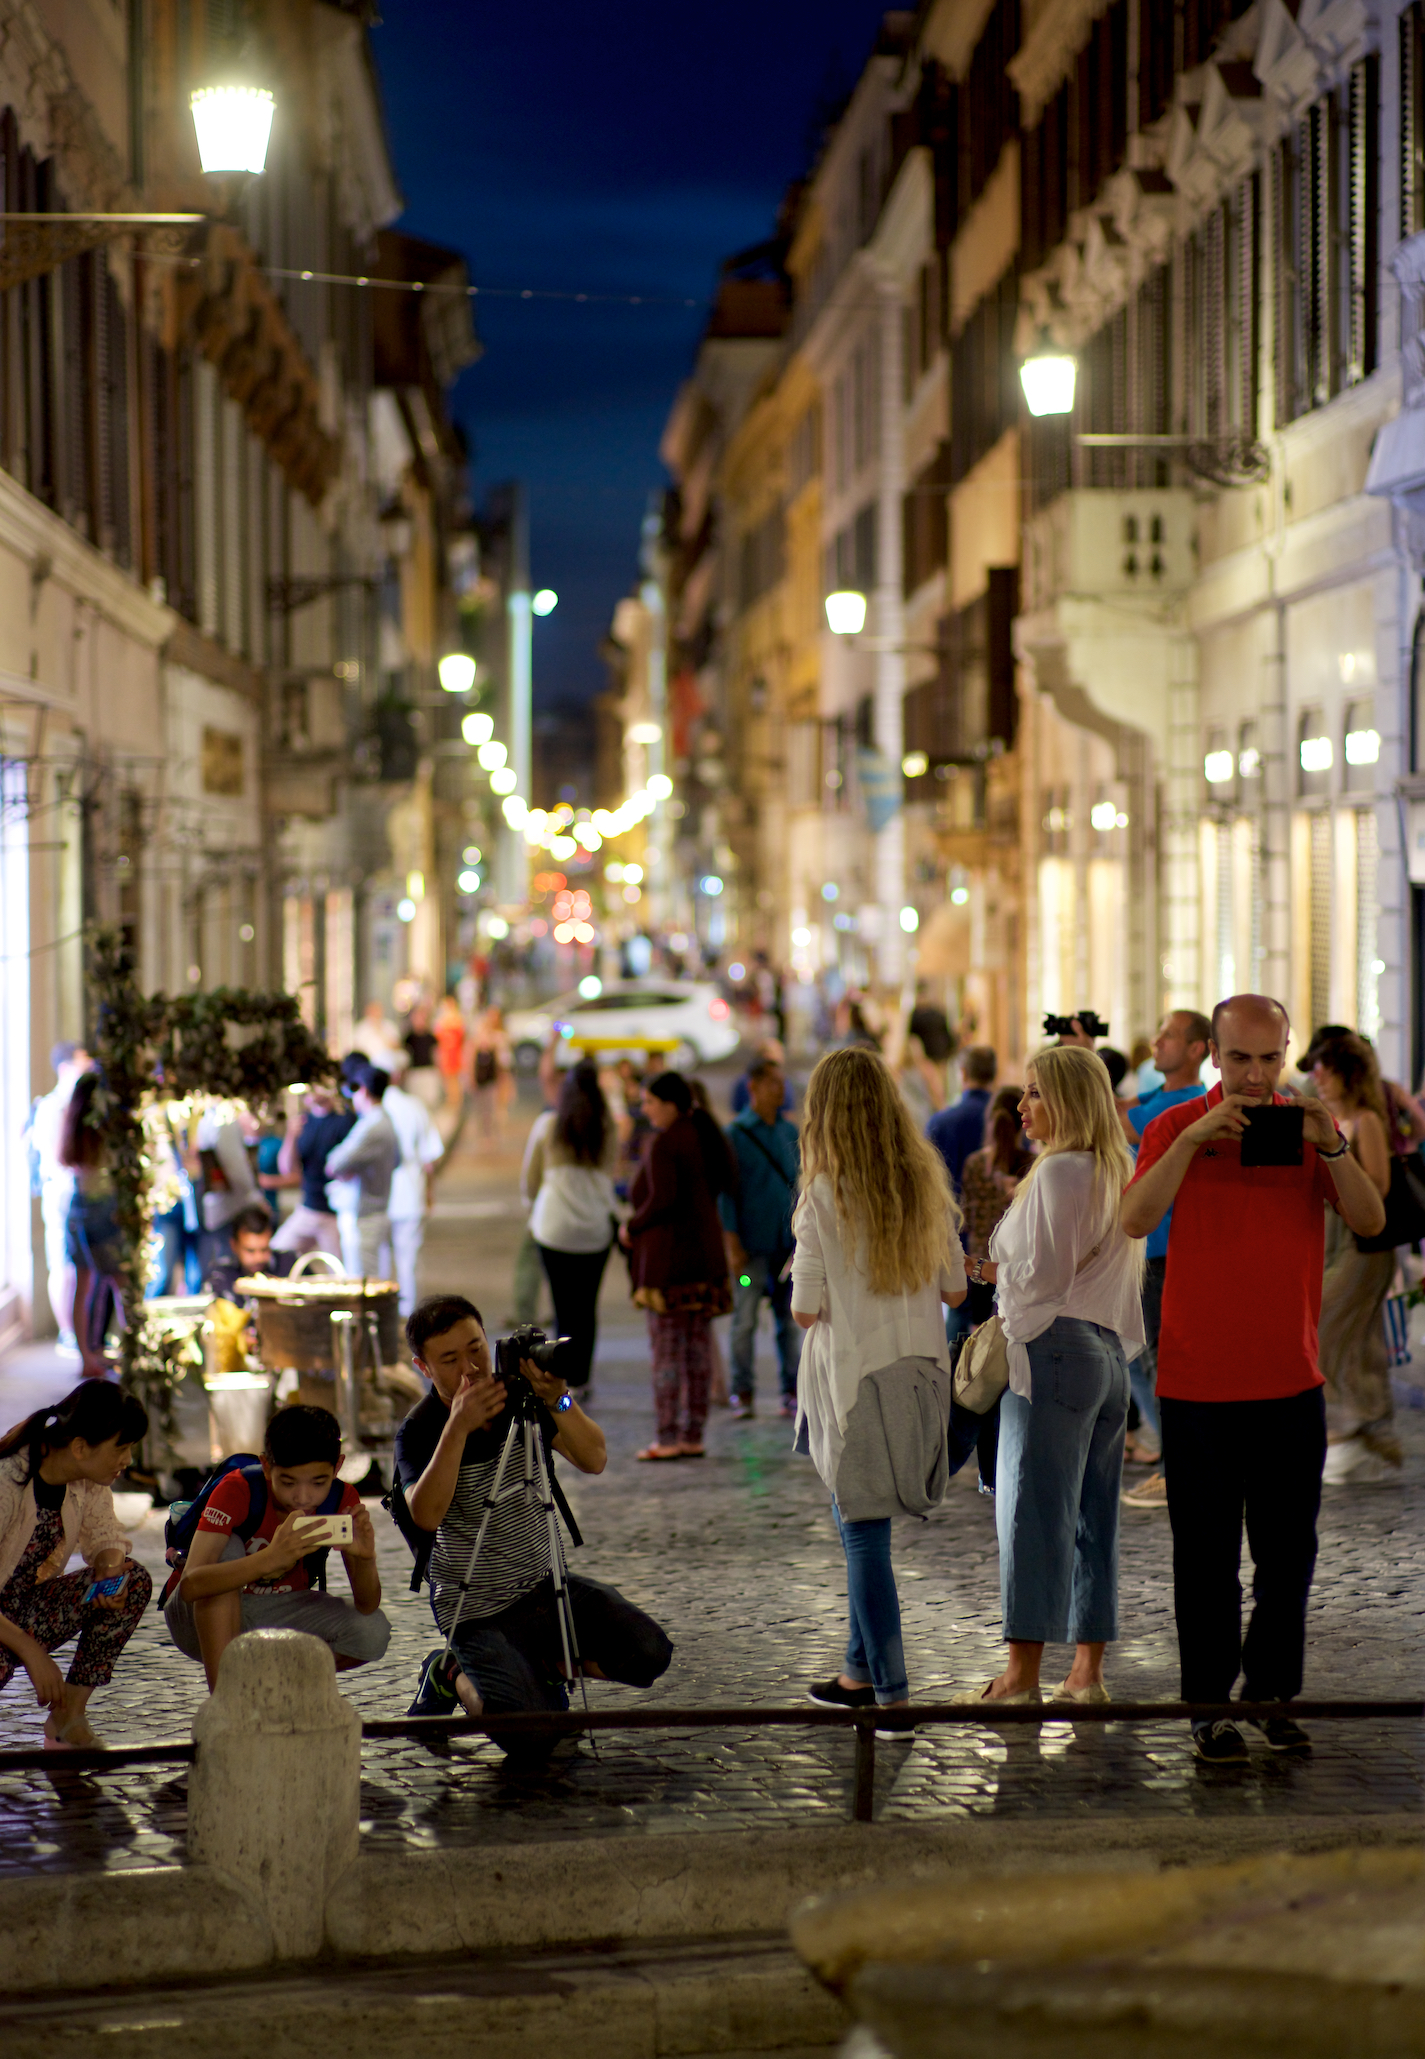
[
  {"left": 793, "top": 1049, "right": 966, "bottom": 1717},
  {"left": 0, "top": 1382, "right": 153, "bottom": 1747}
]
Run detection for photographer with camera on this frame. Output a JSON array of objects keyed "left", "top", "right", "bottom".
[{"left": 395, "top": 1295, "right": 672, "bottom": 1748}]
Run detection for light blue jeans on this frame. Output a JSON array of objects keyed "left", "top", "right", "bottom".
[
  {"left": 996, "top": 1317, "right": 1129, "bottom": 1644},
  {"left": 833, "top": 1505, "right": 908, "bottom": 1703}
]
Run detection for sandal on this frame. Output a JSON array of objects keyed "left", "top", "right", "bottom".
[
  {"left": 636, "top": 1444, "right": 683, "bottom": 1462},
  {"left": 677, "top": 1442, "right": 706, "bottom": 1458}
]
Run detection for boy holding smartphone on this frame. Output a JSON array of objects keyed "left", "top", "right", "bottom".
[{"left": 164, "top": 1405, "right": 390, "bottom": 1689}]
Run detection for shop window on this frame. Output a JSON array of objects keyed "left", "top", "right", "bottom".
[
  {"left": 1343, "top": 697, "right": 1379, "bottom": 794},
  {"left": 1298, "top": 707, "right": 1332, "bottom": 798}
]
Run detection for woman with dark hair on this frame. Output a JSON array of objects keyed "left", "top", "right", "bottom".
[
  {"left": 1312, "top": 1031, "right": 1399, "bottom": 1482},
  {"left": 59, "top": 1069, "right": 125, "bottom": 1379},
  {"left": 954, "top": 1086, "right": 1034, "bottom": 1495},
  {"left": 0, "top": 1381, "right": 152, "bottom": 1746},
  {"left": 521, "top": 1063, "right": 620, "bottom": 1395},
  {"left": 621, "top": 1071, "right": 732, "bottom": 1460}
]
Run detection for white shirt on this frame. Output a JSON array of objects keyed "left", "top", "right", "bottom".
[
  {"left": 988, "top": 1151, "right": 1144, "bottom": 1398},
  {"left": 30, "top": 1077, "right": 77, "bottom": 1190},
  {"left": 383, "top": 1084, "right": 443, "bottom": 1221},
  {"left": 521, "top": 1109, "right": 618, "bottom": 1254},
  {"left": 791, "top": 1173, "right": 964, "bottom": 1493}
]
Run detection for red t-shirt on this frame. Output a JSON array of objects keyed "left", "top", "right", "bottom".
[
  {"left": 195, "top": 1470, "right": 360, "bottom": 1594},
  {"left": 1128, "top": 1085, "right": 1338, "bottom": 1403}
]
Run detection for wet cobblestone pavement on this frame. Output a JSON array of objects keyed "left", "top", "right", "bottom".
[{"left": 3, "top": 1130, "right": 1424, "bottom": 1880}]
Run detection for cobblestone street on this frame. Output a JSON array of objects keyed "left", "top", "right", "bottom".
[{"left": 3, "top": 1100, "right": 1424, "bottom": 1881}]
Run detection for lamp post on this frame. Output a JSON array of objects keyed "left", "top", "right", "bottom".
[
  {"left": 190, "top": 83, "right": 275, "bottom": 175},
  {"left": 1019, "top": 348, "right": 1077, "bottom": 418}
]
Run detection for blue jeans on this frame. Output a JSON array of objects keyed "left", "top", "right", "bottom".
[
  {"left": 730, "top": 1253, "right": 801, "bottom": 1398},
  {"left": 996, "top": 1317, "right": 1129, "bottom": 1644},
  {"left": 1127, "top": 1256, "right": 1166, "bottom": 1444},
  {"left": 833, "top": 1504, "right": 907, "bottom": 1703}
]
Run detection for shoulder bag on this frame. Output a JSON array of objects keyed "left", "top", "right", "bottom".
[
  {"left": 1354, "top": 1148, "right": 1425, "bottom": 1254},
  {"left": 951, "top": 1238, "right": 1104, "bottom": 1416}
]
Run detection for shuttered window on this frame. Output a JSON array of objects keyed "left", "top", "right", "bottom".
[
  {"left": 1403, "top": 4, "right": 1425, "bottom": 240},
  {"left": 1275, "top": 64, "right": 1377, "bottom": 426}
]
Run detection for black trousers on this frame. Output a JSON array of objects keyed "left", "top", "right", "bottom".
[
  {"left": 444, "top": 1573, "right": 673, "bottom": 1715},
  {"left": 537, "top": 1242, "right": 612, "bottom": 1390},
  {"left": 1159, "top": 1387, "right": 1326, "bottom": 1705}
]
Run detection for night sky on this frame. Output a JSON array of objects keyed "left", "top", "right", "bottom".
[{"left": 371, "top": 1, "right": 892, "bottom": 710}]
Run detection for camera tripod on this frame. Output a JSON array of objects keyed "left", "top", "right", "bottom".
[{"left": 438, "top": 1393, "right": 596, "bottom": 1749}]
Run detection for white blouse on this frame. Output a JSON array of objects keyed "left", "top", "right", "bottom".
[
  {"left": 791, "top": 1174, "right": 965, "bottom": 1490},
  {"left": 988, "top": 1151, "right": 1144, "bottom": 1398}
]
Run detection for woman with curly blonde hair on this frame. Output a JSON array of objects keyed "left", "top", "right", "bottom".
[
  {"left": 956, "top": 1044, "right": 1144, "bottom": 1708},
  {"left": 792, "top": 1047, "right": 966, "bottom": 1719}
]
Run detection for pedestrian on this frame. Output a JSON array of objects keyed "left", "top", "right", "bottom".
[
  {"left": 324, "top": 1064, "right": 399, "bottom": 1278},
  {"left": 909, "top": 978, "right": 955, "bottom": 1070},
  {"left": 622, "top": 1071, "right": 733, "bottom": 1460},
  {"left": 954, "top": 1084, "right": 1034, "bottom": 1493},
  {"left": 434, "top": 994, "right": 466, "bottom": 1115},
  {"left": 380, "top": 1070, "right": 446, "bottom": 1319},
  {"left": 1310, "top": 1031, "right": 1398, "bottom": 1483},
  {"left": 193, "top": 1105, "right": 264, "bottom": 1276},
  {"left": 403, "top": 1002, "right": 442, "bottom": 1112},
  {"left": 1122, "top": 994, "right": 1386, "bottom": 1763},
  {"left": 721, "top": 1055, "right": 802, "bottom": 1419},
  {"left": 351, "top": 998, "right": 405, "bottom": 1076},
  {"left": 832, "top": 996, "right": 881, "bottom": 1051},
  {"left": 469, "top": 1005, "right": 513, "bottom": 1143},
  {"left": 27, "top": 1042, "right": 92, "bottom": 1357},
  {"left": 58, "top": 1070, "right": 126, "bottom": 1379},
  {"left": 926, "top": 1045, "right": 997, "bottom": 1199},
  {"left": 955, "top": 1045, "right": 1143, "bottom": 1708},
  {"left": 270, "top": 1083, "right": 354, "bottom": 1260},
  {"left": 730, "top": 1038, "right": 793, "bottom": 1117},
  {"left": 793, "top": 1048, "right": 966, "bottom": 1719},
  {"left": 0, "top": 1381, "right": 153, "bottom": 1748},
  {"left": 522, "top": 1062, "right": 619, "bottom": 1398},
  {"left": 1118, "top": 1009, "right": 1211, "bottom": 1502}
]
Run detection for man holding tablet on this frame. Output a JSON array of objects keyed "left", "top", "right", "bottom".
[{"left": 1121, "top": 994, "right": 1385, "bottom": 1765}]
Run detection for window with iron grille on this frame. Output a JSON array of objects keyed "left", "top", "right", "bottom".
[
  {"left": 959, "top": 0, "right": 1021, "bottom": 217},
  {"left": 1402, "top": 4, "right": 1425, "bottom": 240},
  {"left": 949, "top": 263, "right": 1019, "bottom": 487},
  {"left": 1357, "top": 807, "right": 1380, "bottom": 1038},
  {"left": 1274, "top": 63, "right": 1377, "bottom": 426},
  {"left": 1309, "top": 809, "right": 1333, "bottom": 1030}
]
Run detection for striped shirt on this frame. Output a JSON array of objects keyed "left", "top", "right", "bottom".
[{"left": 395, "top": 1392, "right": 553, "bottom": 1631}]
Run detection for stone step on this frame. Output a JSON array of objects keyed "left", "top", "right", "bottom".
[{"left": 3, "top": 1933, "right": 849, "bottom": 2059}]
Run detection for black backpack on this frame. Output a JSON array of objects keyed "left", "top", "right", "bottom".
[{"left": 160, "top": 1455, "right": 346, "bottom": 1605}]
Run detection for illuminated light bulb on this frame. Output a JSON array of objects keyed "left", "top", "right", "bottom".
[
  {"left": 621, "top": 863, "right": 643, "bottom": 884},
  {"left": 190, "top": 84, "right": 274, "bottom": 175},
  {"left": 457, "top": 870, "right": 480, "bottom": 893},
  {"left": 1089, "top": 801, "right": 1118, "bottom": 831},
  {"left": 477, "top": 740, "right": 507, "bottom": 771},
  {"left": 902, "top": 751, "right": 929, "bottom": 778},
  {"left": 462, "top": 711, "right": 494, "bottom": 746},
  {"left": 629, "top": 722, "right": 662, "bottom": 744},
  {"left": 532, "top": 589, "right": 558, "bottom": 616},
  {"left": 1019, "top": 352, "right": 1077, "bottom": 416},
  {"left": 899, "top": 905, "right": 920, "bottom": 933},
  {"left": 406, "top": 871, "right": 424, "bottom": 902},
  {"left": 490, "top": 768, "right": 518, "bottom": 794},
  {"left": 502, "top": 795, "right": 528, "bottom": 827},
  {"left": 825, "top": 590, "right": 867, "bottom": 635},
  {"left": 550, "top": 834, "right": 577, "bottom": 859},
  {"left": 647, "top": 773, "right": 673, "bottom": 800},
  {"left": 1204, "top": 750, "right": 1234, "bottom": 784},
  {"left": 396, "top": 898, "right": 416, "bottom": 923},
  {"left": 791, "top": 926, "right": 812, "bottom": 948},
  {"left": 439, "top": 652, "right": 477, "bottom": 694},
  {"left": 1299, "top": 736, "right": 1333, "bottom": 774}
]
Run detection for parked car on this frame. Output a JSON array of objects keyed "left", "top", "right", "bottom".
[{"left": 506, "top": 981, "right": 739, "bottom": 1072}]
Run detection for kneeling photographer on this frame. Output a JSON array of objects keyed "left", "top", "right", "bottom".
[{"left": 394, "top": 1294, "right": 672, "bottom": 1752}]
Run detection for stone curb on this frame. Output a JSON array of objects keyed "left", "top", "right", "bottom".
[{"left": 1, "top": 1811, "right": 1419, "bottom": 2000}]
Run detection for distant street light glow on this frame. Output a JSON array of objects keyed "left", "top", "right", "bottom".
[
  {"left": 439, "top": 653, "right": 477, "bottom": 694},
  {"left": 396, "top": 898, "right": 416, "bottom": 923},
  {"left": 899, "top": 905, "right": 920, "bottom": 933},
  {"left": 579, "top": 976, "right": 602, "bottom": 999},
  {"left": 825, "top": 590, "right": 867, "bottom": 635},
  {"left": 1020, "top": 352, "right": 1077, "bottom": 416},
  {"left": 699, "top": 875, "right": 724, "bottom": 896},
  {"left": 490, "top": 768, "right": 518, "bottom": 794},
  {"left": 902, "top": 751, "right": 929, "bottom": 778},
  {"left": 462, "top": 711, "right": 494, "bottom": 746},
  {"left": 1204, "top": 750, "right": 1234, "bottom": 784},
  {"left": 647, "top": 773, "right": 673, "bottom": 800},
  {"left": 630, "top": 722, "right": 662, "bottom": 744},
  {"left": 477, "top": 740, "right": 507, "bottom": 770},
  {"left": 457, "top": 870, "right": 480, "bottom": 894},
  {"left": 532, "top": 589, "right": 558, "bottom": 616},
  {"left": 191, "top": 84, "right": 274, "bottom": 174}
]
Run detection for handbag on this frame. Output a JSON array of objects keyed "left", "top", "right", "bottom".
[
  {"left": 951, "top": 1239, "right": 1104, "bottom": 1416},
  {"left": 1355, "top": 1149, "right": 1425, "bottom": 1253}
]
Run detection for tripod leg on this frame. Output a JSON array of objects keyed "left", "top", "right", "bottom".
[
  {"left": 530, "top": 1422, "right": 597, "bottom": 1751},
  {"left": 440, "top": 1411, "right": 522, "bottom": 1668}
]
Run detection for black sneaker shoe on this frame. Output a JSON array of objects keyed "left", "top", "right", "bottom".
[
  {"left": 1192, "top": 1718, "right": 1250, "bottom": 1765},
  {"left": 408, "top": 1647, "right": 460, "bottom": 1717},
  {"left": 1250, "top": 1715, "right": 1312, "bottom": 1754},
  {"left": 807, "top": 1677, "right": 875, "bottom": 1709}
]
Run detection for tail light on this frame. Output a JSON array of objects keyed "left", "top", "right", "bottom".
[{"left": 708, "top": 997, "right": 730, "bottom": 1020}]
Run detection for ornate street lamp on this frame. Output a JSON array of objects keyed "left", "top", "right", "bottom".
[
  {"left": 825, "top": 589, "right": 867, "bottom": 635},
  {"left": 190, "top": 82, "right": 275, "bottom": 176},
  {"left": 1019, "top": 349, "right": 1077, "bottom": 417}
]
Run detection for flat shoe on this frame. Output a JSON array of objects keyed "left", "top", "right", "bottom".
[
  {"left": 46, "top": 1715, "right": 105, "bottom": 1749},
  {"left": 951, "top": 1681, "right": 1042, "bottom": 1706},
  {"left": 1050, "top": 1680, "right": 1111, "bottom": 1705},
  {"left": 635, "top": 1444, "right": 683, "bottom": 1462},
  {"left": 677, "top": 1442, "right": 706, "bottom": 1458}
]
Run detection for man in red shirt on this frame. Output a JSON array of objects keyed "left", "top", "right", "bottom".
[{"left": 1122, "top": 995, "right": 1385, "bottom": 1765}]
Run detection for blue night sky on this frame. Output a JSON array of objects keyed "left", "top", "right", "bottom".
[{"left": 370, "top": 1, "right": 892, "bottom": 710}]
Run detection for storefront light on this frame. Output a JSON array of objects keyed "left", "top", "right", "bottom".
[
  {"left": 1204, "top": 749, "right": 1235, "bottom": 784},
  {"left": 1299, "top": 736, "right": 1333, "bottom": 774},
  {"left": 902, "top": 751, "right": 929, "bottom": 778},
  {"left": 1345, "top": 727, "right": 1380, "bottom": 765},
  {"left": 1089, "top": 801, "right": 1118, "bottom": 831},
  {"left": 630, "top": 722, "right": 662, "bottom": 744}
]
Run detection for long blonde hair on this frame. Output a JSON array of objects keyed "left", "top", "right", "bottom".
[
  {"left": 799, "top": 1047, "right": 961, "bottom": 1295},
  {"left": 1007, "top": 1046, "right": 1140, "bottom": 1268}
]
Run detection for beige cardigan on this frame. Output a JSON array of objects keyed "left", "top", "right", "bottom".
[{"left": 0, "top": 1451, "right": 131, "bottom": 1593}]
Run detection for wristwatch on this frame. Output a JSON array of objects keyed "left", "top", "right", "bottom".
[
  {"left": 552, "top": 1389, "right": 574, "bottom": 1413},
  {"left": 1317, "top": 1135, "right": 1350, "bottom": 1162}
]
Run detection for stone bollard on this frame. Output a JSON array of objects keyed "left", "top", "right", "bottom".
[{"left": 188, "top": 1628, "right": 361, "bottom": 1959}]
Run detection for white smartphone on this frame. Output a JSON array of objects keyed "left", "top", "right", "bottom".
[{"left": 297, "top": 1512, "right": 353, "bottom": 1548}]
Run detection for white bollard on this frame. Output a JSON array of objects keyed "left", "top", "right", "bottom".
[{"left": 187, "top": 1628, "right": 361, "bottom": 1959}]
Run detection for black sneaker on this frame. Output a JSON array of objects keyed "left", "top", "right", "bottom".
[
  {"left": 807, "top": 1677, "right": 875, "bottom": 1709},
  {"left": 1192, "top": 1718, "right": 1250, "bottom": 1765},
  {"left": 1250, "top": 1715, "right": 1312, "bottom": 1754},
  {"left": 408, "top": 1647, "right": 460, "bottom": 1717}
]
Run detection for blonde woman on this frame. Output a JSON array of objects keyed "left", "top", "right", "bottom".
[
  {"left": 792, "top": 1048, "right": 966, "bottom": 1717},
  {"left": 956, "top": 1046, "right": 1144, "bottom": 1708}
]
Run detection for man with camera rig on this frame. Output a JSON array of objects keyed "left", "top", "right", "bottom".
[{"left": 394, "top": 1294, "right": 672, "bottom": 1748}]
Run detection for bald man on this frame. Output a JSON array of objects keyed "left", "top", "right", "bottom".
[{"left": 1122, "top": 995, "right": 1385, "bottom": 1766}]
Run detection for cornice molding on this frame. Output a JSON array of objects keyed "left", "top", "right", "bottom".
[
  {"left": 0, "top": 463, "right": 172, "bottom": 649},
  {"left": 1010, "top": 0, "right": 1112, "bottom": 125},
  {"left": 0, "top": 0, "right": 131, "bottom": 211}
]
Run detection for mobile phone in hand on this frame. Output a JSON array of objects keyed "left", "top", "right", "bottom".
[
  {"left": 82, "top": 1572, "right": 129, "bottom": 1605},
  {"left": 296, "top": 1512, "right": 353, "bottom": 1548},
  {"left": 1239, "top": 1104, "right": 1305, "bottom": 1167}
]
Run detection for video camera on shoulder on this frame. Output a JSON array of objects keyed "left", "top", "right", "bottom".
[
  {"left": 1043, "top": 1010, "right": 1109, "bottom": 1040},
  {"left": 495, "top": 1322, "right": 571, "bottom": 1420}
]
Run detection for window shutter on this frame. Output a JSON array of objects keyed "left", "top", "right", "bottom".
[{"left": 1348, "top": 56, "right": 1378, "bottom": 385}]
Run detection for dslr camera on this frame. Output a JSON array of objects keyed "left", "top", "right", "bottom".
[
  {"left": 494, "top": 1322, "right": 571, "bottom": 1419},
  {"left": 1043, "top": 1010, "right": 1109, "bottom": 1040}
]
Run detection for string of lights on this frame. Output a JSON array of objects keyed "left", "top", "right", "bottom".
[{"left": 142, "top": 249, "right": 705, "bottom": 309}]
